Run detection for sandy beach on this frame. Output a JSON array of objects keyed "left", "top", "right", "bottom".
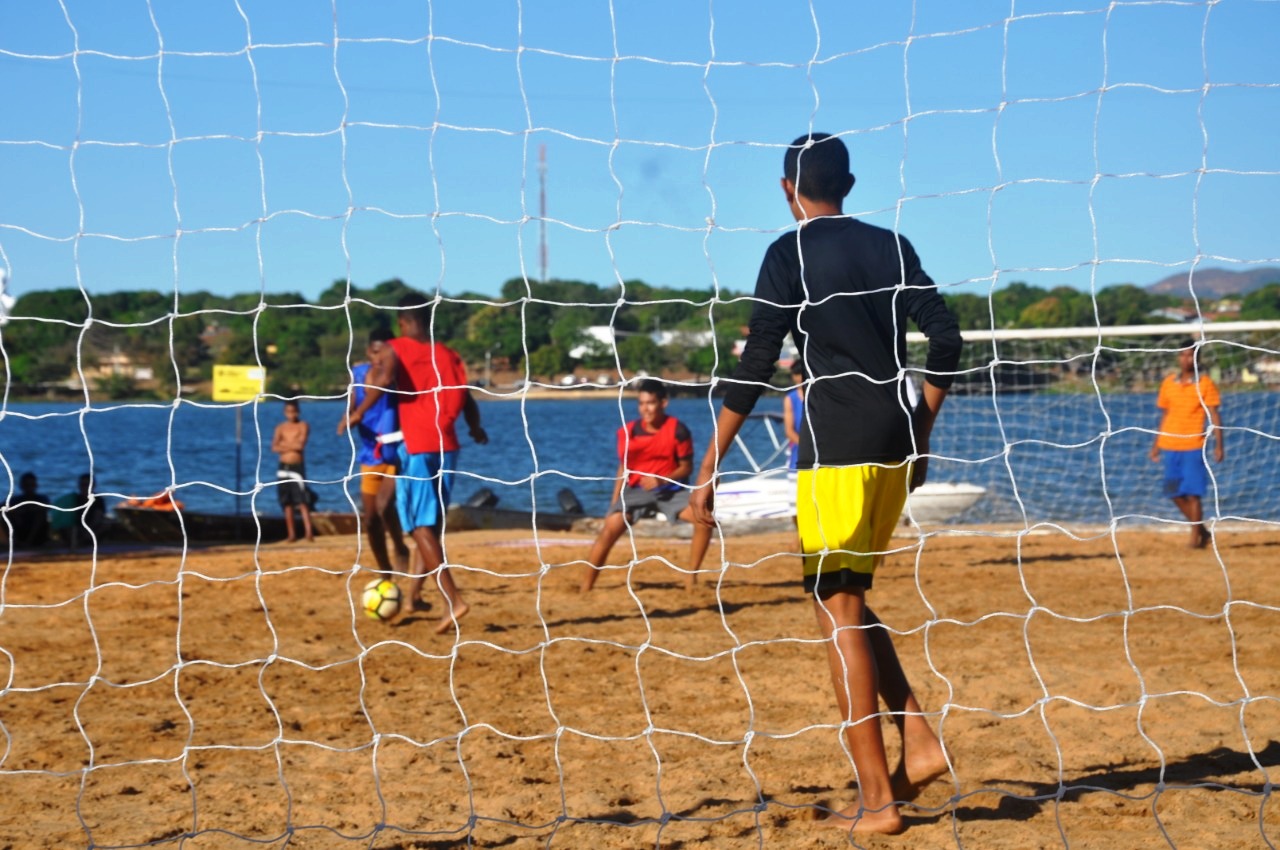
[{"left": 1, "top": 522, "right": 1277, "bottom": 848}]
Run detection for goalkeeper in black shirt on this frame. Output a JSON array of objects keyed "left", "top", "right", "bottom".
[{"left": 689, "top": 132, "right": 963, "bottom": 835}]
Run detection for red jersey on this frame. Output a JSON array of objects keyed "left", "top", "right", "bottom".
[
  {"left": 389, "top": 337, "right": 468, "bottom": 454},
  {"left": 617, "top": 415, "right": 693, "bottom": 488}
]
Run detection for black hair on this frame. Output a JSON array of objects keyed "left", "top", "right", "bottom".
[
  {"left": 783, "top": 132, "right": 854, "bottom": 205},
  {"left": 1178, "top": 337, "right": 1197, "bottom": 351},
  {"left": 19, "top": 471, "right": 36, "bottom": 487},
  {"left": 369, "top": 325, "right": 394, "bottom": 346},
  {"left": 790, "top": 361, "right": 807, "bottom": 379},
  {"left": 636, "top": 378, "right": 668, "bottom": 400},
  {"left": 397, "top": 291, "right": 432, "bottom": 326},
  {"left": 284, "top": 399, "right": 300, "bottom": 410}
]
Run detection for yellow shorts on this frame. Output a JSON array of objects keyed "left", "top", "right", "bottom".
[
  {"left": 796, "top": 463, "right": 910, "bottom": 596},
  {"left": 359, "top": 463, "right": 397, "bottom": 497}
]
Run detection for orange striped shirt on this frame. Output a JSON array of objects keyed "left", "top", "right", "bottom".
[{"left": 1156, "top": 374, "right": 1220, "bottom": 451}]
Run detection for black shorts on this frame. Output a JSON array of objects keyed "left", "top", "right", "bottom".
[{"left": 277, "top": 462, "right": 309, "bottom": 507}]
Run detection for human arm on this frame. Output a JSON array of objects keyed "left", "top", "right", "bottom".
[
  {"left": 1150, "top": 381, "right": 1169, "bottom": 462},
  {"left": 345, "top": 348, "right": 396, "bottom": 431},
  {"left": 270, "top": 423, "right": 285, "bottom": 455},
  {"left": 463, "top": 391, "right": 488, "bottom": 445},
  {"left": 1209, "top": 405, "right": 1224, "bottom": 463},
  {"left": 688, "top": 406, "right": 750, "bottom": 526},
  {"left": 638, "top": 456, "right": 693, "bottom": 491},
  {"left": 909, "top": 379, "right": 949, "bottom": 491},
  {"left": 782, "top": 393, "right": 799, "bottom": 446},
  {"left": 338, "top": 365, "right": 360, "bottom": 435},
  {"left": 899, "top": 240, "right": 962, "bottom": 490}
]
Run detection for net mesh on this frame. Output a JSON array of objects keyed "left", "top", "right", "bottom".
[{"left": 1, "top": 2, "right": 1279, "bottom": 847}]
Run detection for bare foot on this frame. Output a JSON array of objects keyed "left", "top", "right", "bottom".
[
  {"left": 821, "top": 803, "right": 904, "bottom": 835},
  {"left": 434, "top": 602, "right": 471, "bottom": 635},
  {"left": 892, "top": 748, "right": 950, "bottom": 801},
  {"left": 1194, "top": 527, "right": 1212, "bottom": 549}
]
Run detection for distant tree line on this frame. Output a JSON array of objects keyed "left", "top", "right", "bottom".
[{"left": 3, "top": 276, "right": 1275, "bottom": 400}]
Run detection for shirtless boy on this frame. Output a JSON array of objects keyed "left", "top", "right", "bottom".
[{"left": 272, "top": 400, "right": 314, "bottom": 543}]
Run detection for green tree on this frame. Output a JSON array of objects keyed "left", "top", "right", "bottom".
[
  {"left": 686, "top": 345, "right": 718, "bottom": 379},
  {"left": 467, "top": 304, "right": 526, "bottom": 362},
  {"left": 1240, "top": 283, "right": 1280, "bottom": 320},
  {"left": 95, "top": 372, "right": 137, "bottom": 399},
  {"left": 944, "top": 293, "right": 992, "bottom": 330},
  {"left": 527, "top": 344, "right": 571, "bottom": 379},
  {"left": 616, "top": 334, "right": 665, "bottom": 374},
  {"left": 1018, "top": 296, "right": 1070, "bottom": 328},
  {"left": 991, "top": 282, "right": 1047, "bottom": 327}
]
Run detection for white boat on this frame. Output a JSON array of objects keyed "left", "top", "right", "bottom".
[{"left": 713, "top": 413, "right": 985, "bottom": 526}]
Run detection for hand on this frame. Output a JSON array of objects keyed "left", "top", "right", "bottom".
[
  {"left": 1214, "top": 444, "right": 1224, "bottom": 464},
  {"left": 471, "top": 425, "right": 489, "bottom": 445},
  {"left": 909, "top": 453, "right": 929, "bottom": 493},
  {"left": 688, "top": 475, "right": 717, "bottom": 526},
  {"left": 336, "top": 417, "right": 349, "bottom": 436},
  {"left": 638, "top": 475, "right": 660, "bottom": 490},
  {"left": 1149, "top": 447, "right": 1160, "bottom": 463}
]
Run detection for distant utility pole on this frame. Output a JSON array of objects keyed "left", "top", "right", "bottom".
[{"left": 539, "top": 144, "right": 548, "bottom": 284}]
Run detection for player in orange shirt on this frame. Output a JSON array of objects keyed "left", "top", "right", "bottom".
[{"left": 1149, "top": 339, "right": 1225, "bottom": 548}]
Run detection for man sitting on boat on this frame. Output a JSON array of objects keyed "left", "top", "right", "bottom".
[{"left": 580, "top": 379, "right": 712, "bottom": 593}]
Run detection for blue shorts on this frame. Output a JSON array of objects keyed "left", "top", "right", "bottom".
[
  {"left": 396, "top": 446, "right": 457, "bottom": 532},
  {"left": 1163, "top": 449, "right": 1208, "bottom": 499}
]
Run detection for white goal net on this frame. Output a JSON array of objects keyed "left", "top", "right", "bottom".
[{"left": 2, "top": 2, "right": 1279, "bottom": 848}]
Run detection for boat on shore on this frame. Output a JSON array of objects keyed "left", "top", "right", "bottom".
[
  {"left": 712, "top": 413, "right": 986, "bottom": 526},
  {"left": 444, "top": 487, "right": 586, "bottom": 533},
  {"left": 113, "top": 504, "right": 359, "bottom": 544}
]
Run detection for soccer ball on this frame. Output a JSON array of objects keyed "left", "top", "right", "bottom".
[{"left": 361, "top": 578, "right": 403, "bottom": 621}]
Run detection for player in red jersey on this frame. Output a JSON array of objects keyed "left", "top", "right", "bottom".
[{"left": 581, "top": 379, "right": 712, "bottom": 593}]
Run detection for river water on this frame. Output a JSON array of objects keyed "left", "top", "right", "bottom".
[{"left": 2, "top": 391, "right": 1277, "bottom": 527}]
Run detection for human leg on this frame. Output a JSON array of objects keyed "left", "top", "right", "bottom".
[
  {"left": 582, "top": 510, "right": 628, "bottom": 592},
  {"left": 396, "top": 449, "right": 466, "bottom": 629},
  {"left": 864, "top": 607, "right": 948, "bottom": 799},
  {"left": 283, "top": 505, "right": 297, "bottom": 542},
  {"left": 677, "top": 505, "right": 713, "bottom": 591},
  {"left": 1167, "top": 451, "right": 1210, "bottom": 548},
  {"left": 1173, "top": 494, "right": 1207, "bottom": 547},
  {"left": 376, "top": 475, "right": 411, "bottom": 570},
  {"left": 815, "top": 590, "right": 902, "bottom": 835},
  {"left": 406, "top": 524, "right": 469, "bottom": 634},
  {"left": 361, "top": 488, "right": 393, "bottom": 573},
  {"left": 298, "top": 502, "right": 314, "bottom": 542}
]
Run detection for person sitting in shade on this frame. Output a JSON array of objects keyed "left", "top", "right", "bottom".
[{"left": 6, "top": 471, "right": 50, "bottom": 548}]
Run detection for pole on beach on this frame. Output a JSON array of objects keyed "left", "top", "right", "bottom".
[
  {"left": 213, "top": 365, "right": 266, "bottom": 543},
  {"left": 234, "top": 406, "right": 243, "bottom": 540}
]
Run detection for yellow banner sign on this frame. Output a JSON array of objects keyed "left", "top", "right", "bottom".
[{"left": 212, "top": 365, "right": 267, "bottom": 402}]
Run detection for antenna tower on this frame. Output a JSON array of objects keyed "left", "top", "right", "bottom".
[{"left": 539, "top": 144, "right": 548, "bottom": 284}]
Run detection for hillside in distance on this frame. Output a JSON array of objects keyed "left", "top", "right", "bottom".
[{"left": 1145, "top": 267, "right": 1280, "bottom": 298}]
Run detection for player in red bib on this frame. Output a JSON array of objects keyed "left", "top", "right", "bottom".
[
  {"left": 345, "top": 293, "right": 488, "bottom": 634},
  {"left": 581, "top": 379, "right": 712, "bottom": 592}
]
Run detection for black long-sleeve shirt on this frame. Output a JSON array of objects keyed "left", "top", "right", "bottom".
[{"left": 723, "top": 218, "right": 963, "bottom": 467}]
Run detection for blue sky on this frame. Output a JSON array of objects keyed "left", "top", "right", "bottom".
[{"left": 1, "top": 0, "right": 1277, "bottom": 304}]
